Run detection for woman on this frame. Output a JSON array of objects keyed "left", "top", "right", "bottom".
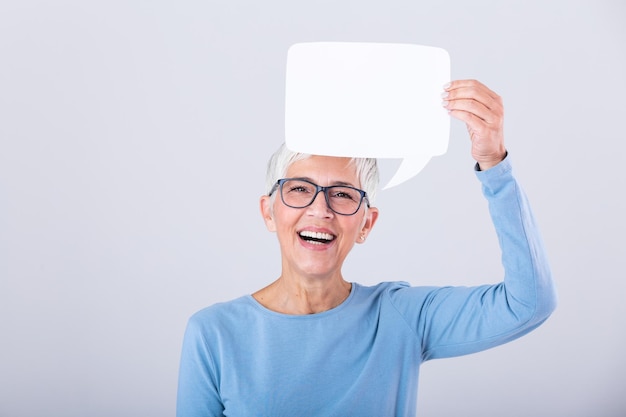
[{"left": 176, "top": 80, "right": 557, "bottom": 416}]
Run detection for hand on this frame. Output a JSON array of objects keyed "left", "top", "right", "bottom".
[{"left": 443, "top": 80, "right": 506, "bottom": 170}]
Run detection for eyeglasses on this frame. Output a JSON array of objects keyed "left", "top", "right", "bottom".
[{"left": 269, "top": 178, "right": 369, "bottom": 216}]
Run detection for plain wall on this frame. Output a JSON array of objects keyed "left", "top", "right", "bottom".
[{"left": 1, "top": 1, "right": 624, "bottom": 416}]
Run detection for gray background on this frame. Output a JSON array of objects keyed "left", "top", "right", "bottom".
[{"left": 1, "top": 1, "right": 624, "bottom": 416}]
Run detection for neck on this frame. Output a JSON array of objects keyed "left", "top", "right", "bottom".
[{"left": 253, "top": 273, "right": 352, "bottom": 315}]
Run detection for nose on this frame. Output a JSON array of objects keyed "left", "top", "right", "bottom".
[{"left": 306, "top": 189, "right": 333, "bottom": 217}]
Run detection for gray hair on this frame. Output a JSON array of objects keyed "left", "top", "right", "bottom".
[{"left": 265, "top": 143, "right": 379, "bottom": 204}]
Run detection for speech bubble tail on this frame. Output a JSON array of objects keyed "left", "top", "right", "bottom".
[{"left": 383, "top": 156, "right": 432, "bottom": 189}]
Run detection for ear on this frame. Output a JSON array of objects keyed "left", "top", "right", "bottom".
[
  {"left": 260, "top": 195, "right": 276, "bottom": 232},
  {"left": 356, "top": 206, "right": 379, "bottom": 244}
]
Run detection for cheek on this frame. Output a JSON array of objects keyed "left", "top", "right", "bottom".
[
  {"left": 272, "top": 207, "right": 299, "bottom": 234},
  {"left": 342, "top": 218, "right": 365, "bottom": 239},
  {"left": 354, "top": 212, "right": 368, "bottom": 231}
]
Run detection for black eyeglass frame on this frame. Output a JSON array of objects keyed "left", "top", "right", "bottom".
[{"left": 269, "top": 178, "right": 370, "bottom": 216}]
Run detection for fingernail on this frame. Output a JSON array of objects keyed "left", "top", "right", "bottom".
[
  {"left": 441, "top": 91, "right": 449, "bottom": 99},
  {"left": 443, "top": 82, "right": 451, "bottom": 89},
  {"left": 441, "top": 100, "right": 449, "bottom": 108}
]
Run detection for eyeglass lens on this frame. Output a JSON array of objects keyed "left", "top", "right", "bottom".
[{"left": 280, "top": 179, "right": 363, "bottom": 215}]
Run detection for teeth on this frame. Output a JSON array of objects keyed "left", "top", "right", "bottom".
[{"left": 299, "top": 231, "right": 334, "bottom": 241}]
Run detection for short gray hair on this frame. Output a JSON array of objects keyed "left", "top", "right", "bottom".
[{"left": 265, "top": 143, "right": 379, "bottom": 204}]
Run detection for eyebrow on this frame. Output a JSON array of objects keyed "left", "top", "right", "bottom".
[{"left": 294, "top": 177, "right": 358, "bottom": 188}]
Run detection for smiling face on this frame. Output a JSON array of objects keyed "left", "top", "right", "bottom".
[{"left": 260, "top": 155, "right": 379, "bottom": 282}]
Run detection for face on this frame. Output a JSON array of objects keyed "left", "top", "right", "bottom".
[{"left": 260, "top": 155, "right": 379, "bottom": 280}]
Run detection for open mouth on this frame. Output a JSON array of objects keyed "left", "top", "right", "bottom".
[{"left": 298, "top": 230, "right": 336, "bottom": 245}]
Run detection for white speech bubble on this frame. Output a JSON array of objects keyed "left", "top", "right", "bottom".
[{"left": 285, "top": 42, "right": 450, "bottom": 189}]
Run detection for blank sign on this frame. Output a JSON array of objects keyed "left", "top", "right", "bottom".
[{"left": 285, "top": 42, "right": 450, "bottom": 188}]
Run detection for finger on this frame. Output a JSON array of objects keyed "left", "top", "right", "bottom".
[
  {"left": 447, "top": 107, "right": 487, "bottom": 132},
  {"left": 445, "top": 79, "right": 500, "bottom": 101},
  {"left": 443, "top": 83, "right": 503, "bottom": 126},
  {"left": 446, "top": 90, "right": 502, "bottom": 115},
  {"left": 443, "top": 98, "right": 496, "bottom": 124},
  {"left": 444, "top": 85, "right": 502, "bottom": 115}
]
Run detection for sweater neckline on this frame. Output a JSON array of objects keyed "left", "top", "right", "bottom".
[{"left": 245, "top": 282, "right": 358, "bottom": 319}]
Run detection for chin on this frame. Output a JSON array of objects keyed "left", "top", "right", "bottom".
[{"left": 294, "top": 259, "right": 342, "bottom": 279}]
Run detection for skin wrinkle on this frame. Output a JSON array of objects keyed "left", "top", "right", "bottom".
[
  {"left": 256, "top": 155, "right": 379, "bottom": 315},
  {"left": 176, "top": 80, "right": 557, "bottom": 416}
]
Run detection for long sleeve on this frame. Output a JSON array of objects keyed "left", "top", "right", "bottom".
[
  {"left": 174, "top": 157, "right": 558, "bottom": 416},
  {"left": 176, "top": 314, "right": 225, "bottom": 417},
  {"left": 388, "top": 157, "right": 557, "bottom": 360}
]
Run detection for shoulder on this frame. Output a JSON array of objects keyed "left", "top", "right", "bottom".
[
  {"left": 352, "top": 281, "right": 437, "bottom": 305},
  {"left": 186, "top": 296, "right": 258, "bottom": 334},
  {"left": 354, "top": 281, "right": 452, "bottom": 308},
  {"left": 353, "top": 281, "right": 411, "bottom": 295},
  {"left": 354, "top": 280, "right": 436, "bottom": 294}
]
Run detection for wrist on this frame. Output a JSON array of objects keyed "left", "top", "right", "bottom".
[{"left": 476, "top": 151, "right": 508, "bottom": 171}]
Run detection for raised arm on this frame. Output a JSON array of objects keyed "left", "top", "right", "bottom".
[{"left": 389, "top": 80, "right": 557, "bottom": 359}]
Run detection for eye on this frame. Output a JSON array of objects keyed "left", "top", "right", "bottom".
[
  {"left": 330, "top": 188, "right": 357, "bottom": 201},
  {"left": 285, "top": 181, "right": 313, "bottom": 194}
]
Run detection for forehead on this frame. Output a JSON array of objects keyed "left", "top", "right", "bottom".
[{"left": 286, "top": 155, "right": 358, "bottom": 186}]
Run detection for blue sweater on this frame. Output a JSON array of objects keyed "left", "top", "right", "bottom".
[{"left": 176, "top": 158, "right": 557, "bottom": 417}]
